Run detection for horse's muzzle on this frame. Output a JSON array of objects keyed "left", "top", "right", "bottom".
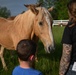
[{"left": 45, "top": 45, "right": 55, "bottom": 53}]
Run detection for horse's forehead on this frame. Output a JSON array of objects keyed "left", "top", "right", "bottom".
[
  {"left": 42, "top": 8, "right": 49, "bottom": 14},
  {"left": 41, "top": 7, "right": 53, "bottom": 26},
  {"left": 41, "top": 7, "right": 52, "bottom": 20}
]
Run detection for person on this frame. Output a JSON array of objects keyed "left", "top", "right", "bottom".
[
  {"left": 59, "top": 0, "right": 76, "bottom": 75},
  {"left": 12, "top": 39, "right": 43, "bottom": 75}
]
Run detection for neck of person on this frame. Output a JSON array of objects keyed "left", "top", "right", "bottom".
[{"left": 19, "top": 59, "right": 31, "bottom": 69}]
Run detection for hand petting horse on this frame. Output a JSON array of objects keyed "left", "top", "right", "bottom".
[{"left": 0, "top": 3, "right": 55, "bottom": 70}]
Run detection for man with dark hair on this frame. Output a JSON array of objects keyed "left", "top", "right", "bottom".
[
  {"left": 12, "top": 39, "right": 43, "bottom": 75},
  {"left": 59, "top": 0, "right": 76, "bottom": 75}
]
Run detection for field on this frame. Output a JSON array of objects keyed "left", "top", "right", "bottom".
[{"left": 0, "top": 26, "right": 65, "bottom": 75}]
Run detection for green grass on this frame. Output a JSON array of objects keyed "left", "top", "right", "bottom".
[{"left": 0, "top": 26, "right": 65, "bottom": 75}]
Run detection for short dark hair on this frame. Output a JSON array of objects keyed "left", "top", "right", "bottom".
[{"left": 16, "top": 39, "right": 37, "bottom": 61}]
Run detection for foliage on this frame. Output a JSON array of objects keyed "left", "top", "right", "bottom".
[
  {"left": 37, "top": 0, "right": 69, "bottom": 20},
  {"left": 0, "top": 26, "right": 65, "bottom": 75},
  {"left": 0, "top": 6, "right": 11, "bottom": 18},
  {"left": 37, "top": 0, "right": 55, "bottom": 8},
  {"left": 55, "top": 0, "right": 69, "bottom": 20}
]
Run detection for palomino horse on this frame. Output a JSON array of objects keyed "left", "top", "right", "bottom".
[{"left": 0, "top": 4, "right": 54, "bottom": 70}]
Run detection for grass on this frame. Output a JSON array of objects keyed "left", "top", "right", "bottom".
[{"left": 0, "top": 26, "right": 65, "bottom": 75}]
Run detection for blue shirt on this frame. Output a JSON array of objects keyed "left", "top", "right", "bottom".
[{"left": 12, "top": 66, "right": 43, "bottom": 75}]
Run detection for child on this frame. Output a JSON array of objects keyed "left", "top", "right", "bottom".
[{"left": 12, "top": 39, "right": 43, "bottom": 75}]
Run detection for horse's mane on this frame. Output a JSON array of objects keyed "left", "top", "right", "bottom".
[
  {"left": 0, "top": 17, "right": 8, "bottom": 22},
  {"left": 42, "top": 7, "right": 53, "bottom": 20},
  {"left": 0, "top": 17, "right": 14, "bottom": 23},
  {"left": 14, "top": 10, "right": 35, "bottom": 24},
  {"left": 13, "top": 7, "right": 53, "bottom": 26}
]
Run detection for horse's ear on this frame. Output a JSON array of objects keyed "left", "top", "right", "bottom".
[
  {"left": 48, "top": 6, "right": 54, "bottom": 12},
  {"left": 24, "top": 4, "right": 39, "bottom": 15}
]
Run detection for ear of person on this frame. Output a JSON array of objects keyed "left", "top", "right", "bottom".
[{"left": 29, "top": 55, "right": 35, "bottom": 61}]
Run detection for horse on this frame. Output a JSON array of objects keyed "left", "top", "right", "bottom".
[{"left": 0, "top": 4, "right": 55, "bottom": 70}]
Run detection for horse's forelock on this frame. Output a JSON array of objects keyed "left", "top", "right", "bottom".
[
  {"left": 42, "top": 7, "right": 53, "bottom": 26},
  {"left": 42, "top": 7, "right": 54, "bottom": 45}
]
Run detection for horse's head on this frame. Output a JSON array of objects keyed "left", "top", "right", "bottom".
[{"left": 24, "top": 4, "right": 55, "bottom": 53}]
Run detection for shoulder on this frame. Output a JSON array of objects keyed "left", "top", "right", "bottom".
[
  {"left": 29, "top": 68, "right": 43, "bottom": 75},
  {"left": 64, "top": 23, "right": 76, "bottom": 33},
  {"left": 13, "top": 66, "right": 20, "bottom": 71},
  {"left": 12, "top": 66, "right": 20, "bottom": 74},
  {"left": 65, "top": 22, "right": 76, "bottom": 30}
]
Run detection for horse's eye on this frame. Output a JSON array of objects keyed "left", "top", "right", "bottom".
[{"left": 39, "top": 22, "right": 43, "bottom": 26}]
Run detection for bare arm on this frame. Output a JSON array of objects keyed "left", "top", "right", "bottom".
[{"left": 59, "top": 44, "right": 72, "bottom": 75}]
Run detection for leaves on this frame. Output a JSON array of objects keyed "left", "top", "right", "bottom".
[
  {"left": 37, "top": 0, "right": 69, "bottom": 20},
  {"left": 0, "top": 6, "right": 11, "bottom": 18}
]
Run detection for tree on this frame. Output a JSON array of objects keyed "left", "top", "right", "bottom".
[
  {"left": 37, "top": 0, "right": 69, "bottom": 20},
  {"left": 37, "top": 0, "right": 55, "bottom": 8},
  {"left": 37, "top": 0, "right": 59, "bottom": 19},
  {"left": 0, "top": 6, "right": 11, "bottom": 18},
  {"left": 55, "top": 0, "right": 69, "bottom": 20}
]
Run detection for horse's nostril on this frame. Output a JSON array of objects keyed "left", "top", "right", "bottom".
[
  {"left": 48, "top": 45, "right": 55, "bottom": 53},
  {"left": 48, "top": 46, "right": 51, "bottom": 52},
  {"left": 45, "top": 45, "right": 55, "bottom": 53},
  {"left": 49, "top": 46, "right": 52, "bottom": 51},
  {"left": 47, "top": 46, "right": 51, "bottom": 53}
]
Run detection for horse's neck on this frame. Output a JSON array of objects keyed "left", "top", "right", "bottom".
[
  {"left": 13, "top": 10, "right": 36, "bottom": 38},
  {"left": 31, "top": 29, "right": 39, "bottom": 43},
  {"left": 14, "top": 10, "right": 35, "bottom": 27},
  {"left": 32, "top": 35, "right": 39, "bottom": 43},
  {"left": 23, "top": 10, "right": 36, "bottom": 24}
]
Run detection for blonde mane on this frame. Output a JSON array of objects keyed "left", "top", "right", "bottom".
[{"left": 14, "top": 10, "right": 35, "bottom": 25}]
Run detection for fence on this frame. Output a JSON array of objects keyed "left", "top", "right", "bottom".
[{"left": 53, "top": 20, "right": 69, "bottom": 27}]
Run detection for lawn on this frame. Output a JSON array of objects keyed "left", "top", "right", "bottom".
[{"left": 0, "top": 26, "right": 65, "bottom": 75}]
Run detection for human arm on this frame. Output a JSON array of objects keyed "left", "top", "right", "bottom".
[{"left": 59, "top": 44, "right": 72, "bottom": 75}]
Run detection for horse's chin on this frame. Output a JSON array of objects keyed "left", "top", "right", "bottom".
[{"left": 44, "top": 45, "right": 55, "bottom": 53}]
